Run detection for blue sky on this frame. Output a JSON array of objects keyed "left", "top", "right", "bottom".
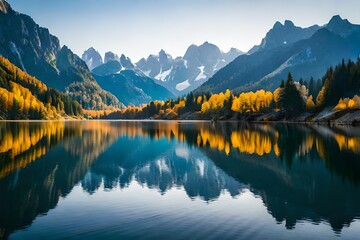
[{"left": 7, "top": 0, "right": 360, "bottom": 61}]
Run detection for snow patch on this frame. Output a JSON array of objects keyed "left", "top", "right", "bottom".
[
  {"left": 176, "top": 80, "right": 190, "bottom": 91},
  {"left": 115, "top": 65, "right": 124, "bottom": 74},
  {"left": 184, "top": 60, "right": 188, "bottom": 68},
  {"left": 155, "top": 67, "right": 172, "bottom": 81},
  {"left": 143, "top": 70, "right": 151, "bottom": 77},
  {"left": 214, "top": 59, "right": 224, "bottom": 72},
  {"left": 195, "top": 66, "right": 206, "bottom": 81}
]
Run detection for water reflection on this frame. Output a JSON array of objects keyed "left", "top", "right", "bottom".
[{"left": 0, "top": 121, "right": 360, "bottom": 239}]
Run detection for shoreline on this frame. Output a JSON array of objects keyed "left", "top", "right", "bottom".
[
  {"left": 0, "top": 118, "right": 359, "bottom": 126},
  {"left": 1, "top": 107, "right": 360, "bottom": 126}
]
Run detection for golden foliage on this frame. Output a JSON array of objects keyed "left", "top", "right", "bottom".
[
  {"left": 334, "top": 134, "right": 360, "bottom": 154},
  {"left": 0, "top": 56, "right": 82, "bottom": 119},
  {"left": 231, "top": 130, "right": 272, "bottom": 156},
  {"left": 201, "top": 89, "right": 232, "bottom": 112},
  {"left": 273, "top": 88, "right": 284, "bottom": 104},
  {"left": 334, "top": 95, "right": 360, "bottom": 111},
  {"left": 232, "top": 90, "right": 273, "bottom": 113},
  {"left": 0, "top": 122, "right": 65, "bottom": 179},
  {"left": 306, "top": 95, "right": 316, "bottom": 111},
  {"left": 83, "top": 109, "right": 119, "bottom": 119}
]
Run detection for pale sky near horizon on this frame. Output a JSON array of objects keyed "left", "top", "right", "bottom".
[{"left": 6, "top": 0, "right": 360, "bottom": 62}]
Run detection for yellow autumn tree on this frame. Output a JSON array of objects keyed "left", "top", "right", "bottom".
[
  {"left": 231, "top": 90, "right": 273, "bottom": 113},
  {"left": 334, "top": 98, "right": 347, "bottom": 110},
  {"left": 306, "top": 95, "right": 316, "bottom": 111}
]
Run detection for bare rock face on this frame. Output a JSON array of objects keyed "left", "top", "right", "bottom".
[
  {"left": 258, "top": 20, "right": 321, "bottom": 51},
  {"left": 90, "top": 51, "right": 174, "bottom": 106},
  {"left": 326, "top": 15, "right": 360, "bottom": 37},
  {"left": 0, "top": 0, "right": 11, "bottom": 14},
  {"left": 104, "top": 51, "right": 119, "bottom": 63},
  {"left": 81, "top": 47, "right": 103, "bottom": 70},
  {"left": 0, "top": 0, "right": 122, "bottom": 109},
  {"left": 196, "top": 16, "right": 360, "bottom": 95},
  {"left": 135, "top": 42, "right": 243, "bottom": 96}
]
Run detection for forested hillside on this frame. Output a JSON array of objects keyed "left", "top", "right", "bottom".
[
  {"left": 0, "top": 1, "right": 122, "bottom": 110},
  {"left": 0, "top": 57, "right": 82, "bottom": 119},
  {"left": 196, "top": 16, "right": 360, "bottom": 95},
  {"left": 97, "top": 58, "right": 360, "bottom": 123}
]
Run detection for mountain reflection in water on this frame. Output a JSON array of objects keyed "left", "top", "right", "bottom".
[{"left": 0, "top": 121, "right": 360, "bottom": 239}]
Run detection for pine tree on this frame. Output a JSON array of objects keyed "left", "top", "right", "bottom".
[
  {"left": 283, "top": 73, "right": 305, "bottom": 117},
  {"left": 185, "top": 92, "right": 195, "bottom": 112}
]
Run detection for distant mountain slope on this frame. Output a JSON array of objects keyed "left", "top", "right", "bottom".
[
  {"left": 196, "top": 16, "right": 360, "bottom": 94},
  {"left": 91, "top": 56, "right": 135, "bottom": 76},
  {"left": 82, "top": 43, "right": 242, "bottom": 98},
  {"left": 0, "top": 56, "right": 82, "bottom": 119},
  {"left": 94, "top": 70, "right": 174, "bottom": 106},
  {"left": 90, "top": 54, "right": 174, "bottom": 106},
  {"left": 0, "top": 0, "right": 121, "bottom": 110},
  {"left": 248, "top": 20, "right": 320, "bottom": 54},
  {"left": 136, "top": 42, "right": 243, "bottom": 96},
  {"left": 92, "top": 60, "right": 123, "bottom": 76}
]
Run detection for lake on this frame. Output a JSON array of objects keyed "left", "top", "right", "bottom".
[{"left": 1, "top": 121, "right": 360, "bottom": 239}]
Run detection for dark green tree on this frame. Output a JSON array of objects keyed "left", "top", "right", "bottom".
[
  {"left": 283, "top": 73, "right": 305, "bottom": 117},
  {"left": 185, "top": 92, "right": 195, "bottom": 112}
]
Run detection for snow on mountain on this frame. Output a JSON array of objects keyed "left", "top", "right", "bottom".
[
  {"left": 197, "top": 16, "right": 360, "bottom": 95},
  {"left": 195, "top": 66, "right": 206, "bottom": 81},
  {"left": 82, "top": 43, "right": 243, "bottom": 97},
  {"left": 155, "top": 67, "right": 173, "bottom": 81},
  {"left": 176, "top": 80, "right": 190, "bottom": 91},
  {"left": 136, "top": 42, "right": 243, "bottom": 96}
]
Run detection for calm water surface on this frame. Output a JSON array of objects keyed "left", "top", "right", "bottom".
[{"left": 1, "top": 121, "right": 360, "bottom": 239}]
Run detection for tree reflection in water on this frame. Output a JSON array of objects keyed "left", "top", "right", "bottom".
[{"left": 0, "top": 121, "right": 360, "bottom": 238}]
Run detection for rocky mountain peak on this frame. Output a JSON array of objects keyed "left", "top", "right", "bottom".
[
  {"left": 273, "top": 21, "right": 283, "bottom": 29},
  {"left": 258, "top": 19, "right": 321, "bottom": 51},
  {"left": 284, "top": 20, "right": 295, "bottom": 27},
  {"left": 120, "top": 54, "right": 134, "bottom": 69},
  {"left": 328, "top": 15, "right": 344, "bottom": 24},
  {"left": 81, "top": 47, "right": 103, "bottom": 70},
  {"left": 184, "top": 41, "right": 222, "bottom": 63},
  {"left": 326, "top": 15, "right": 358, "bottom": 37},
  {"left": 135, "top": 42, "right": 242, "bottom": 95},
  {"left": 104, "top": 51, "right": 119, "bottom": 63},
  {"left": 0, "top": 0, "right": 12, "bottom": 14},
  {"left": 159, "top": 49, "right": 167, "bottom": 56},
  {"left": 158, "top": 49, "right": 173, "bottom": 68}
]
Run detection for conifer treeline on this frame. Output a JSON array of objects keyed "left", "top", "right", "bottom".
[
  {"left": 102, "top": 58, "right": 360, "bottom": 120},
  {"left": 0, "top": 57, "right": 82, "bottom": 119},
  {"left": 1, "top": 56, "right": 359, "bottom": 120}
]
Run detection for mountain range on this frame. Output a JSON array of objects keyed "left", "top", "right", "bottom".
[
  {"left": 196, "top": 15, "right": 360, "bottom": 94},
  {"left": 2, "top": 0, "right": 360, "bottom": 111},
  {"left": 93, "top": 69, "right": 174, "bottom": 106},
  {"left": 83, "top": 42, "right": 243, "bottom": 97},
  {"left": 82, "top": 51, "right": 174, "bottom": 106},
  {"left": 135, "top": 43, "right": 243, "bottom": 95}
]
